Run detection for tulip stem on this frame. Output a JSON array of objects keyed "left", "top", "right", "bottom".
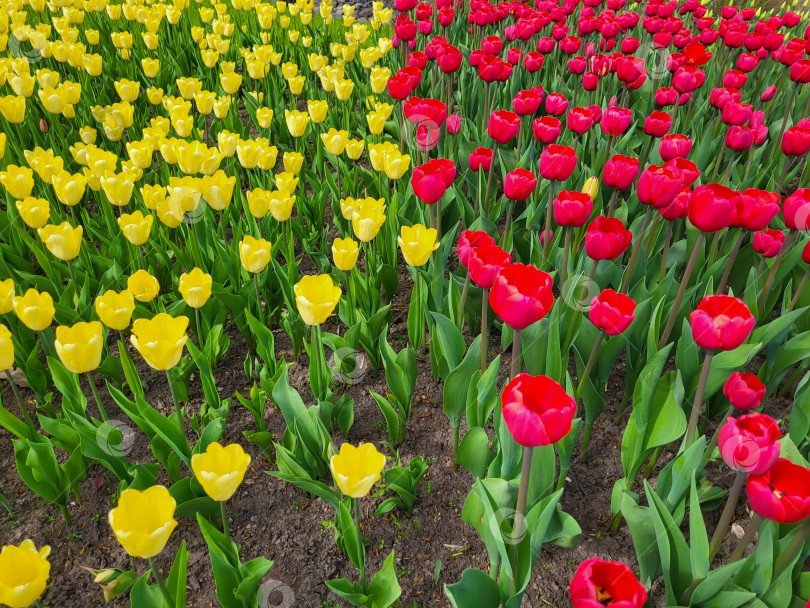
[
  {"left": 685, "top": 349, "right": 714, "bottom": 448},
  {"left": 560, "top": 229, "right": 571, "bottom": 289},
  {"left": 715, "top": 230, "right": 745, "bottom": 295},
  {"left": 757, "top": 231, "right": 796, "bottom": 313},
  {"left": 720, "top": 151, "right": 736, "bottom": 187},
  {"left": 659, "top": 221, "right": 673, "bottom": 281},
  {"left": 574, "top": 330, "right": 603, "bottom": 403},
  {"left": 165, "top": 370, "right": 187, "bottom": 446},
  {"left": 621, "top": 208, "right": 653, "bottom": 294},
  {"left": 253, "top": 274, "right": 265, "bottom": 326},
  {"left": 482, "top": 143, "right": 498, "bottom": 214},
  {"left": 775, "top": 81, "right": 800, "bottom": 158},
  {"left": 4, "top": 369, "right": 36, "bottom": 433},
  {"left": 59, "top": 504, "right": 72, "bottom": 525},
  {"left": 658, "top": 231, "right": 706, "bottom": 349},
  {"left": 219, "top": 501, "right": 230, "bottom": 541},
  {"left": 480, "top": 288, "right": 489, "bottom": 375},
  {"left": 542, "top": 182, "right": 557, "bottom": 264},
  {"left": 353, "top": 498, "right": 367, "bottom": 589},
  {"left": 86, "top": 371, "right": 109, "bottom": 423},
  {"left": 606, "top": 189, "right": 619, "bottom": 216},
  {"left": 148, "top": 556, "right": 175, "bottom": 607},
  {"left": 510, "top": 329, "right": 521, "bottom": 381},
  {"left": 788, "top": 267, "right": 809, "bottom": 312},
  {"left": 513, "top": 446, "right": 533, "bottom": 553},
  {"left": 195, "top": 308, "right": 205, "bottom": 352},
  {"left": 708, "top": 470, "right": 747, "bottom": 562},
  {"left": 728, "top": 514, "right": 763, "bottom": 563},
  {"left": 456, "top": 273, "right": 471, "bottom": 331}
]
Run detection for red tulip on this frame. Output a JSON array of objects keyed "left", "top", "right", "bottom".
[
  {"left": 659, "top": 133, "right": 693, "bottom": 161},
  {"left": 746, "top": 459, "right": 810, "bottom": 523},
  {"left": 567, "top": 106, "right": 596, "bottom": 135},
  {"left": 663, "top": 158, "right": 700, "bottom": 187},
  {"left": 590, "top": 289, "right": 636, "bottom": 335},
  {"left": 501, "top": 373, "right": 575, "bottom": 447},
  {"left": 411, "top": 159, "right": 455, "bottom": 204},
  {"left": 585, "top": 216, "right": 632, "bottom": 260},
  {"left": 437, "top": 46, "right": 463, "bottom": 73},
  {"left": 481, "top": 35, "right": 503, "bottom": 55},
  {"left": 658, "top": 186, "right": 691, "bottom": 220},
  {"left": 789, "top": 59, "right": 810, "bottom": 83},
  {"left": 416, "top": 124, "right": 440, "bottom": 151},
  {"left": 489, "top": 263, "right": 554, "bottom": 330},
  {"left": 723, "top": 372, "right": 766, "bottom": 410},
  {"left": 545, "top": 92, "right": 569, "bottom": 116},
  {"left": 404, "top": 96, "right": 447, "bottom": 129},
  {"left": 532, "top": 116, "right": 561, "bottom": 144},
  {"left": 600, "top": 106, "right": 632, "bottom": 136},
  {"left": 710, "top": 87, "right": 742, "bottom": 110},
  {"left": 488, "top": 109, "right": 520, "bottom": 144},
  {"left": 603, "top": 155, "right": 639, "bottom": 190},
  {"left": 469, "top": 245, "right": 511, "bottom": 289},
  {"left": 616, "top": 56, "right": 647, "bottom": 89},
  {"left": 457, "top": 229, "right": 496, "bottom": 269},
  {"left": 512, "top": 90, "right": 542, "bottom": 116},
  {"left": 539, "top": 144, "right": 577, "bottom": 181},
  {"left": 407, "top": 51, "right": 427, "bottom": 70},
  {"left": 737, "top": 189, "right": 780, "bottom": 231},
  {"left": 721, "top": 101, "right": 753, "bottom": 126},
  {"left": 689, "top": 295, "right": 754, "bottom": 350},
  {"left": 781, "top": 127, "right": 810, "bottom": 156},
  {"left": 638, "top": 165, "right": 682, "bottom": 209},
  {"left": 782, "top": 188, "right": 810, "bottom": 231},
  {"left": 725, "top": 125, "right": 753, "bottom": 151},
  {"left": 753, "top": 229, "right": 785, "bottom": 258},
  {"left": 683, "top": 41, "right": 712, "bottom": 66},
  {"left": 468, "top": 146, "right": 493, "bottom": 172},
  {"left": 504, "top": 168, "right": 537, "bottom": 201},
  {"left": 524, "top": 51, "right": 544, "bottom": 72},
  {"left": 655, "top": 86, "right": 679, "bottom": 106},
  {"left": 761, "top": 85, "right": 777, "bottom": 102},
  {"left": 688, "top": 184, "right": 741, "bottom": 232},
  {"left": 718, "top": 414, "right": 781, "bottom": 474},
  {"left": 553, "top": 190, "right": 593, "bottom": 227},
  {"left": 723, "top": 69, "right": 748, "bottom": 89},
  {"left": 387, "top": 73, "right": 413, "bottom": 100},
  {"left": 394, "top": 14, "right": 417, "bottom": 40},
  {"left": 644, "top": 110, "right": 672, "bottom": 137},
  {"left": 570, "top": 558, "right": 647, "bottom": 608},
  {"left": 446, "top": 114, "right": 461, "bottom": 135}
]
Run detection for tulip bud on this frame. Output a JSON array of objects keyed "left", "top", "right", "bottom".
[{"left": 581, "top": 177, "right": 598, "bottom": 201}]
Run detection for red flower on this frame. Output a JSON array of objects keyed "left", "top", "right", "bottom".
[
  {"left": 752, "top": 229, "right": 785, "bottom": 258},
  {"left": 658, "top": 186, "right": 691, "bottom": 220},
  {"left": 721, "top": 101, "right": 753, "bottom": 126},
  {"left": 416, "top": 124, "right": 440, "bottom": 151},
  {"left": 718, "top": 413, "right": 781, "bottom": 475},
  {"left": 404, "top": 97, "right": 447, "bottom": 129},
  {"left": 437, "top": 45, "right": 463, "bottom": 73},
  {"left": 570, "top": 558, "right": 647, "bottom": 608},
  {"left": 616, "top": 56, "right": 647, "bottom": 89},
  {"left": 504, "top": 168, "right": 537, "bottom": 201},
  {"left": 683, "top": 41, "right": 712, "bottom": 66},
  {"left": 789, "top": 59, "right": 810, "bottom": 83},
  {"left": 688, "top": 184, "right": 741, "bottom": 233},
  {"left": 737, "top": 189, "right": 780, "bottom": 231},
  {"left": 746, "top": 459, "right": 810, "bottom": 523},
  {"left": 725, "top": 125, "right": 754, "bottom": 151},
  {"left": 512, "top": 90, "right": 543, "bottom": 116},
  {"left": 488, "top": 109, "right": 520, "bottom": 144},
  {"left": 644, "top": 110, "right": 672, "bottom": 137},
  {"left": 539, "top": 144, "right": 577, "bottom": 181},
  {"left": 781, "top": 127, "right": 810, "bottom": 156},
  {"left": 590, "top": 289, "right": 636, "bottom": 335},
  {"left": 600, "top": 106, "right": 632, "bottom": 136},
  {"left": 602, "top": 155, "right": 639, "bottom": 191},
  {"left": 446, "top": 114, "right": 461, "bottom": 135},
  {"left": 638, "top": 165, "right": 682, "bottom": 209},
  {"left": 567, "top": 106, "right": 596, "bottom": 135},
  {"left": 468, "top": 244, "right": 511, "bottom": 289},
  {"left": 585, "top": 216, "right": 632, "bottom": 260},
  {"left": 659, "top": 133, "right": 693, "bottom": 161},
  {"left": 545, "top": 92, "right": 569, "bottom": 116},
  {"left": 501, "top": 373, "right": 575, "bottom": 447},
  {"left": 524, "top": 51, "right": 544, "bottom": 72},
  {"left": 663, "top": 158, "right": 700, "bottom": 187},
  {"left": 387, "top": 73, "right": 413, "bottom": 100},
  {"left": 481, "top": 35, "right": 503, "bottom": 55},
  {"left": 723, "top": 372, "right": 766, "bottom": 410},
  {"left": 468, "top": 147, "right": 493, "bottom": 172},
  {"left": 394, "top": 14, "right": 417, "bottom": 40},
  {"left": 411, "top": 159, "right": 455, "bottom": 204},
  {"left": 532, "top": 116, "right": 561, "bottom": 144},
  {"left": 489, "top": 263, "right": 554, "bottom": 330},
  {"left": 689, "top": 295, "right": 754, "bottom": 351},
  {"left": 782, "top": 188, "right": 810, "bottom": 231},
  {"left": 553, "top": 190, "right": 593, "bottom": 227},
  {"left": 457, "top": 229, "right": 496, "bottom": 269}
]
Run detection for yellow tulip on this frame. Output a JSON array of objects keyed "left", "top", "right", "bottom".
[
  {"left": 351, "top": 199, "right": 386, "bottom": 242},
  {"left": 247, "top": 188, "right": 270, "bottom": 218},
  {"left": 284, "top": 109, "right": 309, "bottom": 137},
  {"left": 100, "top": 171, "right": 136, "bottom": 207},
  {"left": 220, "top": 71, "right": 242, "bottom": 94},
  {"left": 25, "top": 148, "right": 63, "bottom": 185},
  {"left": 167, "top": 176, "right": 202, "bottom": 212},
  {"left": 239, "top": 235, "right": 272, "bottom": 274},
  {"left": 16, "top": 197, "right": 50, "bottom": 229},
  {"left": 0, "top": 540, "right": 51, "bottom": 608},
  {"left": 0, "top": 280, "right": 14, "bottom": 315},
  {"left": 38, "top": 222, "right": 82, "bottom": 261},
  {"left": 52, "top": 170, "right": 87, "bottom": 207},
  {"left": 582, "top": 176, "right": 599, "bottom": 201},
  {"left": 178, "top": 268, "right": 212, "bottom": 308},
  {"left": 142, "top": 58, "right": 160, "bottom": 79},
  {"left": 334, "top": 79, "right": 354, "bottom": 101},
  {"left": 268, "top": 190, "right": 295, "bottom": 222},
  {"left": 109, "top": 486, "right": 178, "bottom": 558},
  {"left": 288, "top": 75, "right": 304, "bottom": 95},
  {"left": 307, "top": 99, "right": 328, "bottom": 124},
  {"left": 214, "top": 95, "right": 231, "bottom": 118},
  {"left": 320, "top": 128, "right": 348, "bottom": 155},
  {"left": 398, "top": 224, "right": 439, "bottom": 267},
  {"left": 13, "top": 288, "right": 55, "bottom": 331},
  {"left": 191, "top": 442, "right": 251, "bottom": 501},
  {"left": 366, "top": 111, "right": 386, "bottom": 135},
  {"left": 370, "top": 66, "right": 390, "bottom": 94},
  {"left": 345, "top": 139, "right": 364, "bottom": 160},
  {"left": 258, "top": 146, "right": 278, "bottom": 171},
  {"left": 384, "top": 151, "right": 411, "bottom": 180},
  {"left": 283, "top": 151, "right": 304, "bottom": 174},
  {"left": 236, "top": 139, "right": 262, "bottom": 169},
  {"left": 140, "top": 184, "right": 166, "bottom": 211},
  {"left": 114, "top": 79, "right": 140, "bottom": 102},
  {"left": 54, "top": 321, "right": 103, "bottom": 374},
  {"left": 329, "top": 443, "right": 385, "bottom": 498},
  {"left": 256, "top": 107, "right": 274, "bottom": 129},
  {"left": 340, "top": 197, "right": 356, "bottom": 221},
  {"left": 0, "top": 95, "right": 25, "bottom": 123},
  {"left": 118, "top": 211, "right": 153, "bottom": 246},
  {"left": 0, "top": 165, "right": 34, "bottom": 200},
  {"left": 294, "top": 274, "right": 341, "bottom": 325},
  {"left": 38, "top": 86, "right": 67, "bottom": 114},
  {"left": 157, "top": 198, "right": 184, "bottom": 229},
  {"left": 130, "top": 314, "right": 189, "bottom": 370},
  {"left": 0, "top": 325, "right": 13, "bottom": 372},
  {"left": 0, "top": 133, "right": 5, "bottom": 161},
  {"left": 332, "top": 237, "right": 359, "bottom": 271},
  {"left": 275, "top": 171, "right": 298, "bottom": 193},
  {"left": 127, "top": 270, "right": 160, "bottom": 303},
  {"left": 147, "top": 87, "right": 164, "bottom": 105},
  {"left": 368, "top": 141, "right": 397, "bottom": 172},
  {"left": 94, "top": 289, "right": 135, "bottom": 330}
]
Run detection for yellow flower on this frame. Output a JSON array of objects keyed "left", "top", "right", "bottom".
[
  {"left": 0, "top": 95, "right": 25, "bottom": 124},
  {"left": 38, "top": 85, "right": 67, "bottom": 114},
  {"left": 38, "top": 222, "right": 83, "bottom": 261},
  {"left": 334, "top": 79, "right": 354, "bottom": 101},
  {"left": 127, "top": 270, "right": 160, "bottom": 302},
  {"left": 0, "top": 165, "right": 35, "bottom": 200},
  {"left": 398, "top": 224, "right": 439, "bottom": 266},
  {"left": 236, "top": 139, "right": 262, "bottom": 169},
  {"left": 275, "top": 172, "right": 298, "bottom": 193},
  {"left": 202, "top": 170, "right": 235, "bottom": 211},
  {"left": 13, "top": 288, "right": 55, "bottom": 331},
  {"left": 351, "top": 199, "right": 386, "bottom": 242},
  {"left": 582, "top": 176, "right": 599, "bottom": 201},
  {"left": 220, "top": 71, "right": 242, "bottom": 94},
  {"left": 118, "top": 211, "right": 153, "bottom": 246},
  {"left": 0, "top": 325, "right": 13, "bottom": 372},
  {"left": 142, "top": 58, "right": 160, "bottom": 79},
  {"left": 384, "top": 152, "right": 410, "bottom": 180},
  {"left": 284, "top": 109, "right": 309, "bottom": 138},
  {"left": 167, "top": 176, "right": 202, "bottom": 212},
  {"left": 288, "top": 75, "right": 304, "bottom": 95},
  {"left": 266, "top": 190, "right": 295, "bottom": 222},
  {"left": 0, "top": 540, "right": 51, "bottom": 608},
  {"left": 283, "top": 151, "right": 304, "bottom": 174},
  {"left": 0, "top": 280, "right": 14, "bottom": 315},
  {"left": 345, "top": 139, "right": 364, "bottom": 160},
  {"left": 52, "top": 170, "right": 87, "bottom": 207},
  {"left": 214, "top": 96, "right": 231, "bottom": 118},
  {"left": 157, "top": 198, "right": 184, "bottom": 228},
  {"left": 114, "top": 79, "right": 140, "bottom": 102},
  {"left": 16, "top": 197, "right": 50, "bottom": 229},
  {"left": 294, "top": 274, "right": 341, "bottom": 325},
  {"left": 100, "top": 171, "right": 136, "bottom": 207},
  {"left": 255, "top": 107, "right": 274, "bottom": 129},
  {"left": 332, "top": 237, "right": 359, "bottom": 271},
  {"left": 247, "top": 189, "right": 271, "bottom": 219},
  {"left": 370, "top": 66, "right": 390, "bottom": 94},
  {"left": 0, "top": 134, "right": 5, "bottom": 161},
  {"left": 307, "top": 99, "right": 328, "bottom": 124},
  {"left": 239, "top": 235, "right": 272, "bottom": 274},
  {"left": 320, "top": 128, "right": 348, "bottom": 155},
  {"left": 54, "top": 321, "right": 103, "bottom": 374},
  {"left": 140, "top": 184, "right": 166, "bottom": 211},
  {"left": 330, "top": 443, "right": 385, "bottom": 498},
  {"left": 366, "top": 111, "right": 386, "bottom": 135},
  {"left": 94, "top": 290, "right": 135, "bottom": 330},
  {"left": 147, "top": 87, "right": 164, "bottom": 105},
  {"left": 126, "top": 140, "right": 153, "bottom": 170},
  {"left": 178, "top": 268, "right": 212, "bottom": 308},
  {"left": 109, "top": 486, "right": 177, "bottom": 558},
  {"left": 191, "top": 442, "right": 251, "bottom": 501},
  {"left": 130, "top": 314, "right": 189, "bottom": 370},
  {"left": 340, "top": 197, "right": 356, "bottom": 221},
  {"left": 368, "top": 141, "right": 396, "bottom": 172}
]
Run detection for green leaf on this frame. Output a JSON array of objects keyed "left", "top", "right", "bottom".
[
  {"left": 366, "top": 550, "right": 402, "bottom": 608},
  {"left": 443, "top": 335, "right": 482, "bottom": 430},
  {"left": 428, "top": 311, "right": 465, "bottom": 379},
  {"left": 688, "top": 474, "right": 709, "bottom": 582},
  {"left": 456, "top": 427, "right": 492, "bottom": 479},
  {"left": 445, "top": 568, "right": 502, "bottom": 608}
]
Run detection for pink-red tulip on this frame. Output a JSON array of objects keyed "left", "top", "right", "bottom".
[
  {"left": 718, "top": 413, "right": 781, "bottom": 474},
  {"left": 501, "top": 373, "right": 576, "bottom": 447},
  {"left": 746, "top": 459, "right": 810, "bottom": 523},
  {"left": 689, "top": 295, "right": 754, "bottom": 351},
  {"left": 589, "top": 289, "right": 636, "bottom": 335},
  {"left": 489, "top": 263, "right": 554, "bottom": 330},
  {"left": 723, "top": 372, "right": 766, "bottom": 410}
]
